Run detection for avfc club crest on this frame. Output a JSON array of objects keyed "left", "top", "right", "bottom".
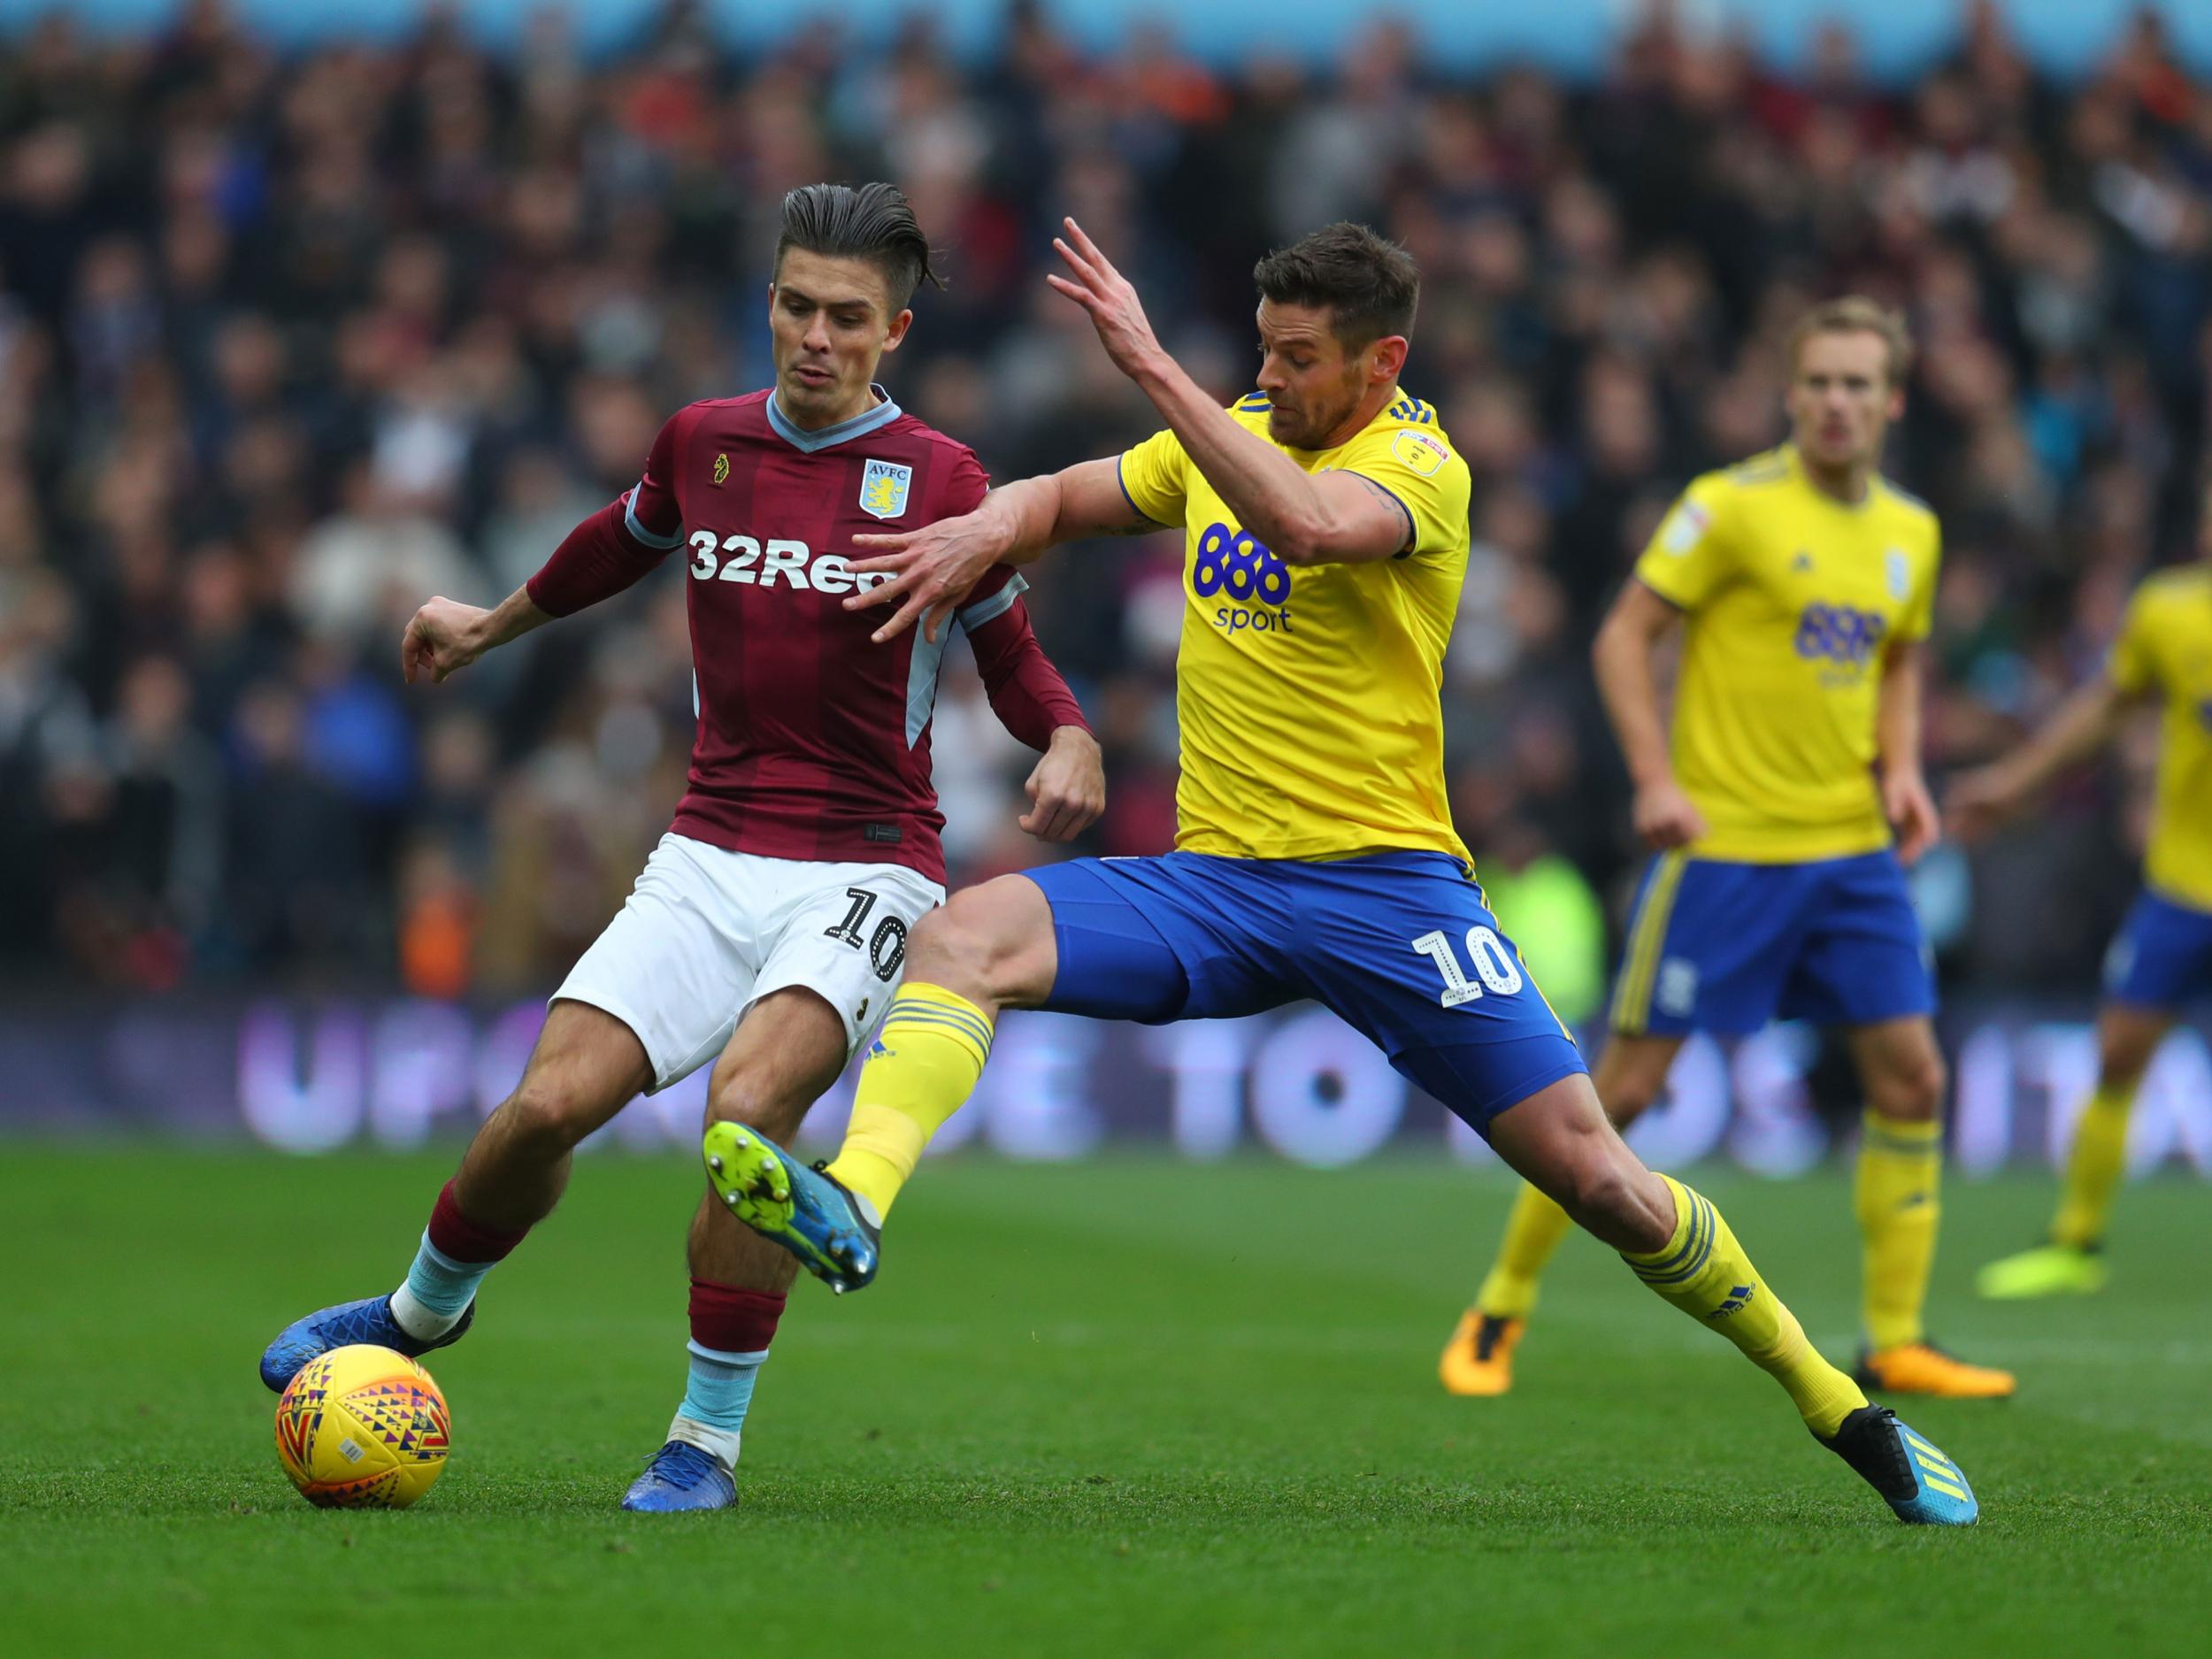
[{"left": 860, "top": 458, "right": 913, "bottom": 520}]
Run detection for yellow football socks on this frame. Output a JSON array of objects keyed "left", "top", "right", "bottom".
[
  {"left": 1623, "top": 1174, "right": 1866, "bottom": 1439},
  {"left": 2052, "top": 1078, "right": 2135, "bottom": 1248},
  {"left": 1475, "top": 1184, "right": 1575, "bottom": 1319},
  {"left": 826, "top": 984, "right": 993, "bottom": 1218},
  {"left": 1855, "top": 1112, "right": 1942, "bottom": 1351}
]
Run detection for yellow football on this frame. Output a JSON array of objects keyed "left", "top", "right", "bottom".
[{"left": 273, "top": 1344, "right": 451, "bottom": 1509}]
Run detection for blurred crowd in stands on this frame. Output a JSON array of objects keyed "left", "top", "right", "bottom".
[{"left": 2, "top": 0, "right": 2208, "bottom": 1009}]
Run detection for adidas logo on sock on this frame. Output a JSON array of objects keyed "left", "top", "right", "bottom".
[{"left": 1708, "top": 1284, "right": 1756, "bottom": 1319}]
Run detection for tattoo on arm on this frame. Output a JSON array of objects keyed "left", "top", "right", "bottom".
[{"left": 1348, "top": 474, "right": 1417, "bottom": 554}]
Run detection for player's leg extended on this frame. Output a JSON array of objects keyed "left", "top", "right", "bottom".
[
  {"left": 1988, "top": 890, "right": 2212, "bottom": 1296},
  {"left": 1982, "top": 1002, "right": 2169, "bottom": 1299},
  {"left": 1843, "top": 1015, "right": 2013, "bottom": 1396},
  {"left": 1445, "top": 1033, "right": 1679, "bottom": 1396},
  {"left": 704, "top": 874, "right": 1060, "bottom": 1287},
  {"left": 1445, "top": 849, "right": 1748, "bottom": 1396},
  {"left": 1488, "top": 1079, "right": 1977, "bottom": 1525},
  {"left": 626, "top": 988, "right": 848, "bottom": 1512},
  {"left": 260, "top": 1002, "right": 650, "bottom": 1390}
]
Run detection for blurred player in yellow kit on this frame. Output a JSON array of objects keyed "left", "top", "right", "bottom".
[
  {"left": 1443, "top": 299, "right": 2016, "bottom": 1403},
  {"left": 1952, "top": 481, "right": 2212, "bottom": 1298},
  {"left": 703, "top": 230, "right": 1982, "bottom": 1524}
]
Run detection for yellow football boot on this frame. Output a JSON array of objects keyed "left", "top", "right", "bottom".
[
  {"left": 1439, "top": 1311, "right": 1522, "bottom": 1396},
  {"left": 1977, "top": 1242, "right": 2108, "bottom": 1300},
  {"left": 1854, "top": 1340, "right": 2016, "bottom": 1399}
]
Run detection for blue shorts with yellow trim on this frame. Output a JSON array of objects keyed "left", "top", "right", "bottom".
[
  {"left": 1025, "top": 850, "right": 1586, "bottom": 1136},
  {"left": 1609, "top": 849, "right": 1933, "bottom": 1037},
  {"left": 2104, "top": 887, "right": 2212, "bottom": 1010}
]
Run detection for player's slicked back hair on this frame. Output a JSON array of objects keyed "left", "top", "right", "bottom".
[
  {"left": 1788, "top": 296, "right": 1914, "bottom": 388},
  {"left": 775, "top": 182, "right": 943, "bottom": 311},
  {"left": 1252, "top": 223, "right": 1419, "bottom": 349}
]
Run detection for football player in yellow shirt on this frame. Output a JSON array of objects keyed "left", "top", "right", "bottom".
[
  {"left": 1952, "top": 483, "right": 2212, "bottom": 1298},
  {"left": 1443, "top": 299, "right": 2015, "bottom": 1405},
  {"left": 701, "top": 227, "right": 1978, "bottom": 1524}
]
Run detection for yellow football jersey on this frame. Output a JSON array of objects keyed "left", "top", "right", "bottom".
[
  {"left": 1118, "top": 390, "right": 1473, "bottom": 865},
  {"left": 2108, "top": 565, "right": 2212, "bottom": 910},
  {"left": 1636, "top": 445, "right": 1940, "bottom": 863}
]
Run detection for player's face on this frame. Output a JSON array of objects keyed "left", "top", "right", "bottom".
[
  {"left": 769, "top": 250, "right": 913, "bottom": 426},
  {"left": 1254, "top": 302, "right": 1375, "bottom": 449},
  {"left": 1786, "top": 329, "right": 1903, "bottom": 472}
]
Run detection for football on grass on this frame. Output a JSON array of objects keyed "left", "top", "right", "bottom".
[{"left": 274, "top": 1344, "right": 451, "bottom": 1509}]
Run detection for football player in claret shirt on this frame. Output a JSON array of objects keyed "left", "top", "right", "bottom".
[
  {"left": 704, "top": 226, "right": 1982, "bottom": 1525},
  {"left": 1445, "top": 299, "right": 2013, "bottom": 1409},
  {"left": 258, "top": 183, "right": 1103, "bottom": 1512},
  {"left": 1953, "top": 480, "right": 2212, "bottom": 1300}
]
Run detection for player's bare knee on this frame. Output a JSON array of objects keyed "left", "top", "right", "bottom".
[
  {"left": 1600, "top": 1069, "right": 1663, "bottom": 1127},
  {"left": 1564, "top": 1161, "right": 1671, "bottom": 1254},
  {"left": 902, "top": 903, "right": 968, "bottom": 981},
  {"left": 908, "top": 882, "right": 1040, "bottom": 1006},
  {"left": 703, "top": 1074, "right": 809, "bottom": 1143},
  {"left": 500, "top": 1080, "right": 601, "bottom": 1156},
  {"left": 1870, "top": 1049, "right": 1946, "bottom": 1124},
  {"left": 1592, "top": 1041, "right": 1676, "bottom": 1130},
  {"left": 2096, "top": 1024, "right": 2161, "bottom": 1088}
]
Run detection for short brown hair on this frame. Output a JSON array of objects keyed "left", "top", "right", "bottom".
[
  {"left": 775, "top": 182, "right": 942, "bottom": 309},
  {"left": 1788, "top": 296, "right": 1913, "bottom": 388},
  {"left": 1253, "top": 223, "right": 1419, "bottom": 349}
]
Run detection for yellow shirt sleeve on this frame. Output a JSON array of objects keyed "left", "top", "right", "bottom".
[
  {"left": 1118, "top": 426, "right": 1190, "bottom": 527},
  {"left": 1633, "top": 475, "right": 1736, "bottom": 611},
  {"left": 1331, "top": 422, "right": 1471, "bottom": 557},
  {"left": 2108, "top": 583, "right": 2162, "bottom": 695}
]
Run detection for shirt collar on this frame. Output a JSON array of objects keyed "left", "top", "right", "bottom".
[{"left": 765, "top": 384, "right": 902, "bottom": 452}]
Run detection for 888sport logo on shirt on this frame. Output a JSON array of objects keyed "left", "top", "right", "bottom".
[{"left": 1193, "top": 522, "right": 1294, "bottom": 634}]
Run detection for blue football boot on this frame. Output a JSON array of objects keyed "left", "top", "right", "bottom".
[
  {"left": 259, "top": 1294, "right": 474, "bottom": 1393},
  {"left": 620, "top": 1440, "right": 738, "bottom": 1512},
  {"left": 702, "top": 1121, "right": 880, "bottom": 1293},
  {"left": 1820, "top": 1404, "right": 1979, "bottom": 1525}
]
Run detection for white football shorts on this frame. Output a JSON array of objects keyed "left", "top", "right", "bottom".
[{"left": 554, "top": 833, "right": 945, "bottom": 1092}]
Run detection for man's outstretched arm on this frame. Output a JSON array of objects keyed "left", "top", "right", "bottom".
[
  {"left": 400, "top": 490, "right": 679, "bottom": 684},
  {"left": 405, "top": 411, "right": 687, "bottom": 684}
]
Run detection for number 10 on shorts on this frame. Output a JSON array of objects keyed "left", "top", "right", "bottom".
[{"left": 1411, "top": 927, "right": 1525, "bottom": 1008}]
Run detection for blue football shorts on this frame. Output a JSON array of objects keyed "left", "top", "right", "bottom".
[
  {"left": 1023, "top": 849, "right": 1586, "bottom": 1137},
  {"left": 2103, "top": 887, "right": 2212, "bottom": 1011},
  {"left": 1607, "top": 848, "right": 1934, "bottom": 1037}
]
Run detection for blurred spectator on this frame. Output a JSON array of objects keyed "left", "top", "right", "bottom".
[{"left": 0, "top": 1, "right": 2206, "bottom": 998}]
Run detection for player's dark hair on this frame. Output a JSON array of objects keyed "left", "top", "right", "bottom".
[
  {"left": 774, "top": 182, "right": 943, "bottom": 311},
  {"left": 1252, "top": 223, "right": 1419, "bottom": 349}
]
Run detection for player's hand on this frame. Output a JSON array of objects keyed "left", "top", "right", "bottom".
[
  {"left": 1884, "top": 767, "right": 1942, "bottom": 865},
  {"left": 1632, "top": 777, "right": 1708, "bottom": 851},
  {"left": 1942, "top": 765, "right": 2020, "bottom": 844},
  {"left": 1019, "top": 726, "right": 1105, "bottom": 842},
  {"left": 849, "top": 507, "right": 1010, "bottom": 645},
  {"left": 401, "top": 597, "right": 493, "bottom": 685},
  {"left": 1046, "top": 218, "right": 1167, "bottom": 381}
]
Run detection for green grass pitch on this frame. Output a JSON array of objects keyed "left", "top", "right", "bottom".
[{"left": 5, "top": 1148, "right": 2209, "bottom": 1657}]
